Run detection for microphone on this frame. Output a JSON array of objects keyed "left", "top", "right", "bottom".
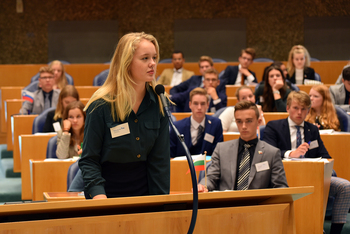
[{"left": 155, "top": 84, "right": 198, "bottom": 234}]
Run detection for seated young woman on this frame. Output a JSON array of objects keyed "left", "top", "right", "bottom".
[
  {"left": 255, "top": 65, "right": 292, "bottom": 112},
  {"left": 305, "top": 85, "right": 342, "bottom": 131},
  {"left": 56, "top": 101, "right": 85, "bottom": 159},
  {"left": 219, "top": 85, "right": 265, "bottom": 132},
  {"left": 287, "top": 45, "right": 316, "bottom": 84},
  {"left": 43, "top": 85, "right": 79, "bottom": 132},
  {"left": 49, "top": 60, "right": 69, "bottom": 90}
]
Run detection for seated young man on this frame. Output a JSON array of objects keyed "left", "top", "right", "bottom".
[
  {"left": 329, "top": 66, "right": 350, "bottom": 112},
  {"left": 262, "top": 91, "right": 350, "bottom": 234},
  {"left": 198, "top": 101, "right": 288, "bottom": 192},
  {"left": 157, "top": 50, "right": 195, "bottom": 86},
  {"left": 19, "top": 67, "right": 60, "bottom": 115},
  {"left": 170, "top": 88, "right": 223, "bottom": 158}
]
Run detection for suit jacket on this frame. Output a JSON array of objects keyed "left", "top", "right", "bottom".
[
  {"left": 170, "top": 75, "right": 227, "bottom": 112},
  {"left": 329, "top": 84, "right": 350, "bottom": 112},
  {"left": 199, "top": 139, "right": 288, "bottom": 191},
  {"left": 287, "top": 67, "right": 315, "bottom": 84},
  {"left": 218, "top": 65, "right": 257, "bottom": 92},
  {"left": 170, "top": 115, "right": 223, "bottom": 158},
  {"left": 157, "top": 68, "right": 195, "bottom": 86},
  {"left": 262, "top": 118, "right": 330, "bottom": 159},
  {"left": 19, "top": 89, "right": 60, "bottom": 115}
]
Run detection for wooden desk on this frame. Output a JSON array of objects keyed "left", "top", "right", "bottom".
[
  {"left": 30, "top": 160, "right": 76, "bottom": 201},
  {"left": 0, "top": 86, "right": 23, "bottom": 132},
  {"left": 227, "top": 97, "right": 237, "bottom": 106},
  {"left": 321, "top": 133, "right": 350, "bottom": 181},
  {"left": 263, "top": 112, "right": 289, "bottom": 123},
  {"left": 0, "top": 187, "right": 312, "bottom": 234},
  {"left": 20, "top": 134, "right": 56, "bottom": 200},
  {"left": 12, "top": 115, "right": 38, "bottom": 172},
  {"left": 80, "top": 98, "right": 90, "bottom": 106},
  {"left": 226, "top": 85, "right": 256, "bottom": 97},
  {"left": 164, "top": 85, "right": 172, "bottom": 94},
  {"left": 223, "top": 132, "right": 240, "bottom": 141},
  {"left": 5, "top": 99, "right": 24, "bottom": 150},
  {"left": 75, "top": 86, "right": 99, "bottom": 99},
  {"left": 171, "top": 112, "right": 213, "bottom": 121},
  {"left": 297, "top": 84, "right": 332, "bottom": 94},
  {"left": 44, "top": 192, "right": 85, "bottom": 202}
]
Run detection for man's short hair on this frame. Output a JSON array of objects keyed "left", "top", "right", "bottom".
[
  {"left": 203, "top": 68, "right": 219, "bottom": 77},
  {"left": 235, "top": 85, "right": 253, "bottom": 99},
  {"left": 189, "top": 87, "right": 209, "bottom": 102},
  {"left": 240, "top": 48, "right": 256, "bottom": 60},
  {"left": 172, "top": 50, "right": 184, "bottom": 59},
  {"left": 39, "top": 66, "right": 54, "bottom": 75},
  {"left": 342, "top": 66, "right": 350, "bottom": 81},
  {"left": 234, "top": 101, "right": 259, "bottom": 119},
  {"left": 286, "top": 91, "right": 311, "bottom": 108},
  {"left": 198, "top": 56, "right": 214, "bottom": 67}
]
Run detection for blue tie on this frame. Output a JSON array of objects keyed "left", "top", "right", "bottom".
[{"left": 296, "top": 126, "right": 301, "bottom": 148}]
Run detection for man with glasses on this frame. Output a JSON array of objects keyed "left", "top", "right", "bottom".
[
  {"left": 19, "top": 67, "right": 60, "bottom": 115},
  {"left": 219, "top": 48, "right": 258, "bottom": 91}
]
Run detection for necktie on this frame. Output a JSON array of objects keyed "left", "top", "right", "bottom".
[
  {"left": 194, "top": 125, "right": 204, "bottom": 146},
  {"left": 296, "top": 126, "right": 301, "bottom": 148},
  {"left": 44, "top": 93, "right": 50, "bottom": 110},
  {"left": 237, "top": 144, "right": 251, "bottom": 190}
]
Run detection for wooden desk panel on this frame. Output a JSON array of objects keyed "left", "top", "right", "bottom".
[
  {"left": 31, "top": 160, "right": 76, "bottom": 201},
  {"left": 263, "top": 112, "right": 289, "bottom": 123},
  {"left": 20, "top": 134, "right": 56, "bottom": 200},
  {"left": 226, "top": 85, "right": 256, "bottom": 98},
  {"left": 0, "top": 86, "right": 23, "bottom": 133},
  {"left": 321, "top": 134, "right": 350, "bottom": 181},
  {"left": 227, "top": 97, "right": 237, "bottom": 107},
  {"left": 12, "top": 115, "right": 37, "bottom": 172},
  {"left": 171, "top": 112, "right": 213, "bottom": 121},
  {"left": 164, "top": 85, "right": 171, "bottom": 94},
  {"left": 5, "top": 99, "right": 24, "bottom": 150},
  {"left": 296, "top": 84, "right": 332, "bottom": 94},
  {"left": 75, "top": 86, "right": 99, "bottom": 99}
]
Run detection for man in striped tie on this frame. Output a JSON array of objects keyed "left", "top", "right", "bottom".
[{"left": 198, "top": 101, "right": 288, "bottom": 192}]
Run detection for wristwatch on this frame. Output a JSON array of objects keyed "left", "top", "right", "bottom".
[{"left": 273, "top": 90, "right": 280, "bottom": 95}]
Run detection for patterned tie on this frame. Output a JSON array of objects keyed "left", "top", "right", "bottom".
[
  {"left": 194, "top": 125, "right": 204, "bottom": 146},
  {"left": 44, "top": 93, "right": 50, "bottom": 110},
  {"left": 296, "top": 126, "right": 302, "bottom": 148},
  {"left": 237, "top": 144, "right": 251, "bottom": 190}
]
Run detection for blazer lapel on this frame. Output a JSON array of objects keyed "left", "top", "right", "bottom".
[
  {"left": 283, "top": 119, "right": 292, "bottom": 150},
  {"left": 248, "top": 141, "right": 265, "bottom": 187},
  {"left": 339, "top": 85, "right": 346, "bottom": 104},
  {"left": 184, "top": 118, "right": 192, "bottom": 147},
  {"left": 201, "top": 116, "right": 211, "bottom": 153},
  {"left": 230, "top": 140, "right": 239, "bottom": 189}
]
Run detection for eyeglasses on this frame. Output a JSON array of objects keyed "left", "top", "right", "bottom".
[{"left": 39, "top": 76, "right": 54, "bottom": 80}]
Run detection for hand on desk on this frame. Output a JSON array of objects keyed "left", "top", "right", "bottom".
[
  {"left": 93, "top": 194, "right": 107, "bottom": 199},
  {"left": 290, "top": 143, "right": 309, "bottom": 158},
  {"left": 197, "top": 184, "right": 208, "bottom": 193}
]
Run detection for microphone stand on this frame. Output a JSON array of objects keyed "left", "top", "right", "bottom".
[{"left": 164, "top": 106, "right": 198, "bottom": 234}]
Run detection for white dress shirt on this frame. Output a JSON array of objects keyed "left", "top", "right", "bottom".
[
  {"left": 284, "top": 117, "right": 305, "bottom": 157},
  {"left": 190, "top": 116, "right": 206, "bottom": 145},
  {"left": 234, "top": 64, "right": 256, "bottom": 85},
  {"left": 170, "top": 68, "right": 183, "bottom": 86}
]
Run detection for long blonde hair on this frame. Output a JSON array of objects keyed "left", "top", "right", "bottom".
[
  {"left": 48, "top": 60, "right": 68, "bottom": 89},
  {"left": 84, "top": 32, "right": 164, "bottom": 121},
  {"left": 54, "top": 85, "right": 80, "bottom": 120},
  {"left": 305, "top": 85, "right": 340, "bottom": 131},
  {"left": 287, "top": 45, "right": 311, "bottom": 78}
]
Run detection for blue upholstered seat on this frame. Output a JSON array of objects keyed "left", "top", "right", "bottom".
[{"left": 32, "top": 107, "right": 56, "bottom": 134}]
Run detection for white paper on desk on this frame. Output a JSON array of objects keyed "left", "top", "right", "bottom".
[
  {"left": 34, "top": 132, "right": 57, "bottom": 135},
  {"left": 172, "top": 154, "right": 202, "bottom": 161},
  {"left": 319, "top": 129, "right": 334, "bottom": 134},
  {"left": 290, "top": 157, "right": 322, "bottom": 162},
  {"left": 44, "top": 158, "right": 75, "bottom": 162}
]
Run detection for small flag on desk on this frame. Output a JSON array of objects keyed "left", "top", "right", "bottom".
[
  {"left": 186, "top": 154, "right": 206, "bottom": 174},
  {"left": 21, "top": 90, "right": 34, "bottom": 103}
]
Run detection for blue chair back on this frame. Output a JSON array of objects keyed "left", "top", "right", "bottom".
[
  {"left": 32, "top": 107, "right": 56, "bottom": 134},
  {"left": 158, "top": 58, "right": 172, "bottom": 63},
  {"left": 24, "top": 81, "right": 40, "bottom": 92},
  {"left": 213, "top": 107, "right": 227, "bottom": 118},
  {"left": 335, "top": 106, "right": 350, "bottom": 132},
  {"left": 46, "top": 135, "right": 58, "bottom": 159},
  {"left": 93, "top": 69, "right": 109, "bottom": 86},
  {"left": 259, "top": 125, "right": 266, "bottom": 140},
  {"left": 30, "top": 72, "right": 74, "bottom": 85},
  {"left": 213, "top": 58, "right": 227, "bottom": 63},
  {"left": 253, "top": 58, "right": 274, "bottom": 63},
  {"left": 67, "top": 160, "right": 80, "bottom": 191},
  {"left": 198, "top": 161, "right": 212, "bottom": 182},
  {"left": 314, "top": 73, "right": 321, "bottom": 82},
  {"left": 310, "top": 57, "right": 320, "bottom": 62}
]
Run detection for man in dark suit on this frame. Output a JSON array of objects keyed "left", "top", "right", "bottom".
[
  {"left": 170, "top": 57, "right": 226, "bottom": 112},
  {"left": 170, "top": 88, "right": 223, "bottom": 158},
  {"left": 262, "top": 91, "right": 350, "bottom": 234},
  {"left": 218, "top": 48, "right": 258, "bottom": 92},
  {"left": 198, "top": 101, "right": 288, "bottom": 192},
  {"left": 329, "top": 66, "right": 350, "bottom": 112},
  {"left": 19, "top": 67, "right": 60, "bottom": 115}
]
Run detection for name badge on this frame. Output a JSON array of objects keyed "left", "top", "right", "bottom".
[
  {"left": 110, "top": 123, "right": 130, "bottom": 138},
  {"left": 255, "top": 161, "right": 270, "bottom": 172},
  {"left": 309, "top": 140, "right": 319, "bottom": 150},
  {"left": 204, "top": 133, "right": 214, "bottom": 143},
  {"left": 53, "top": 122, "right": 61, "bottom": 132}
]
